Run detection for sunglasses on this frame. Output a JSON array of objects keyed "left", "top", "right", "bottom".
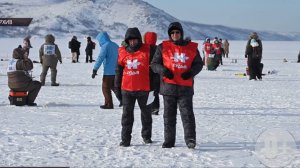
[{"left": 170, "top": 31, "right": 180, "bottom": 35}]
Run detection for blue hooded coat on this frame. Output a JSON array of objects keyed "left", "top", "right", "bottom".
[{"left": 93, "top": 32, "right": 119, "bottom": 75}]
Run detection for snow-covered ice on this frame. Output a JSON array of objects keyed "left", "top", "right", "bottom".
[{"left": 0, "top": 38, "right": 300, "bottom": 167}]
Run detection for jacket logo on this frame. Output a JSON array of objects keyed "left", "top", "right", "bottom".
[
  {"left": 171, "top": 53, "right": 189, "bottom": 63},
  {"left": 126, "top": 59, "right": 141, "bottom": 69}
]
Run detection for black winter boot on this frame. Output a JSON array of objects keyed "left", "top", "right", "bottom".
[
  {"left": 119, "top": 141, "right": 130, "bottom": 147},
  {"left": 186, "top": 139, "right": 196, "bottom": 149}
]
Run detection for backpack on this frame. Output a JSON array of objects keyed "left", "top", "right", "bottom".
[{"left": 92, "top": 41, "right": 96, "bottom": 49}]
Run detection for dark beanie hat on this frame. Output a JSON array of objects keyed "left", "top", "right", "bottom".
[{"left": 168, "top": 22, "right": 184, "bottom": 37}]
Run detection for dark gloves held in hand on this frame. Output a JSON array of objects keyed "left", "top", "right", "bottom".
[
  {"left": 181, "top": 70, "right": 193, "bottom": 80},
  {"left": 92, "top": 69, "right": 97, "bottom": 79},
  {"left": 163, "top": 68, "right": 174, "bottom": 79}
]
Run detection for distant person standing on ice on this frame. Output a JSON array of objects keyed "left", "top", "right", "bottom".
[
  {"left": 297, "top": 51, "right": 300, "bottom": 63},
  {"left": 68, "top": 36, "right": 81, "bottom": 63},
  {"left": 23, "top": 36, "right": 32, "bottom": 55},
  {"left": 202, "top": 38, "right": 213, "bottom": 65},
  {"left": 223, "top": 39, "right": 230, "bottom": 58},
  {"left": 143, "top": 31, "right": 160, "bottom": 115},
  {"left": 151, "top": 22, "right": 203, "bottom": 149},
  {"left": 115, "top": 27, "right": 153, "bottom": 147},
  {"left": 213, "top": 38, "right": 223, "bottom": 65},
  {"left": 245, "top": 32, "right": 263, "bottom": 80},
  {"left": 85, "top": 36, "right": 95, "bottom": 63},
  {"left": 39, "top": 34, "right": 62, "bottom": 86},
  {"left": 91, "top": 32, "right": 121, "bottom": 109}
]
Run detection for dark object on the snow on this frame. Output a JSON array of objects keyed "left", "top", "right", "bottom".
[
  {"left": 8, "top": 90, "right": 28, "bottom": 106},
  {"left": 297, "top": 51, "right": 300, "bottom": 63},
  {"left": 32, "top": 60, "right": 40, "bottom": 63},
  {"left": 206, "top": 53, "right": 219, "bottom": 70}
]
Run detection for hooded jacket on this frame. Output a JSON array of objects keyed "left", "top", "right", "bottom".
[
  {"left": 93, "top": 32, "right": 119, "bottom": 75},
  {"left": 39, "top": 34, "right": 62, "bottom": 66},
  {"left": 150, "top": 22, "right": 203, "bottom": 96},
  {"left": 115, "top": 27, "right": 155, "bottom": 94},
  {"left": 7, "top": 48, "right": 34, "bottom": 89}
]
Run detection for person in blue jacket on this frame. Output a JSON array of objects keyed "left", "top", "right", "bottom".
[{"left": 92, "top": 32, "right": 122, "bottom": 109}]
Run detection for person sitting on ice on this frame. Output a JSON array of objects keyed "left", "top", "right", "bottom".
[{"left": 7, "top": 47, "right": 41, "bottom": 106}]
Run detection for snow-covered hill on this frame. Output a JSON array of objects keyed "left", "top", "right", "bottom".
[{"left": 1, "top": 0, "right": 300, "bottom": 40}]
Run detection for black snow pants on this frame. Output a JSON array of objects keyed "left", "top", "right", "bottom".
[
  {"left": 163, "top": 95, "right": 196, "bottom": 146},
  {"left": 121, "top": 92, "right": 152, "bottom": 143},
  {"left": 248, "top": 58, "right": 262, "bottom": 80}
]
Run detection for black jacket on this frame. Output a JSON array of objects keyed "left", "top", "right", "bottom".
[
  {"left": 69, "top": 39, "right": 81, "bottom": 54},
  {"left": 245, "top": 38, "right": 263, "bottom": 61},
  {"left": 85, "top": 40, "right": 94, "bottom": 55}
]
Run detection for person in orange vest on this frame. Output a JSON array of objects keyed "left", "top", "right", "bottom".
[
  {"left": 143, "top": 31, "right": 160, "bottom": 115},
  {"left": 115, "top": 27, "right": 154, "bottom": 147},
  {"left": 151, "top": 22, "right": 203, "bottom": 149}
]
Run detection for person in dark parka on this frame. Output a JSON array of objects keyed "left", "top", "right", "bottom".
[
  {"left": 245, "top": 32, "right": 263, "bottom": 80},
  {"left": 115, "top": 27, "right": 153, "bottom": 147},
  {"left": 7, "top": 48, "right": 41, "bottom": 106},
  {"left": 297, "top": 51, "right": 300, "bottom": 63},
  {"left": 85, "top": 36, "right": 94, "bottom": 63},
  {"left": 151, "top": 22, "right": 203, "bottom": 149},
  {"left": 69, "top": 36, "right": 81, "bottom": 63}
]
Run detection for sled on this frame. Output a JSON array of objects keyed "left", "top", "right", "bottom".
[{"left": 8, "top": 90, "right": 28, "bottom": 106}]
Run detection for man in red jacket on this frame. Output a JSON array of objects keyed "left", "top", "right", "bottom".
[
  {"left": 115, "top": 27, "right": 154, "bottom": 147},
  {"left": 151, "top": 22, "right": 203, "bottom": 149}
]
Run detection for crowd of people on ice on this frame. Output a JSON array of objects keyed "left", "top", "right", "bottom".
[{"left": 6, "top": 21, "right": 299, "bottom": 149}]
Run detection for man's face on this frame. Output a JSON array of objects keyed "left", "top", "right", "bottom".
[
  {"left": 23, "top": 40, "right": 29, "bottom": 48},
  {"left": 170, "top": 30, "right": 181, "bottom": 41},
  {"left": 128, "top": 39, "right": 139, "bottom": 46}
]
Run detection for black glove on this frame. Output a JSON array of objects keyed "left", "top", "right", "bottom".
[
  {"left": 245, "top": 55, "right": 247, "bottom": 58},
  {"left": 60, "top": 60, "right": 62, "bottom": 64},
  {"left": 92, "top": 70, "right": 97, "bottom": 79},
  {"left": 163, "top": 68, "right": 174, "bottom": 79},
  {"left": 181, "top": 70, "right": 193, "bottom": 80}
]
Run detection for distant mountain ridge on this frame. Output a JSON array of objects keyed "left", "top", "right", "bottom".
[{"left": 1, "top": 0, "right": 300, "bottom": 40}]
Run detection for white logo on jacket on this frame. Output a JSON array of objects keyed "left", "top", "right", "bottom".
[
  {"left": 126, "top": 59, "right": 141, "bottom": 69},
  {"left": 171, "top": 53, "right": 189, "bottom": 63},
  {"left": 7, "top": 59, "right": 17, "bottom": 72},
  {"left": 44, "top": 45, "right": 56, "bottom": 55}
]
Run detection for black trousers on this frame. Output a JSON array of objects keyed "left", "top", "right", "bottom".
[
  {"left": 86, "top": 54, "right": 93, "bottom": 63},
  {"left": 163, "top": 95, "right": 196, "bottom": 145},
  {"left": 121, "top": 92, "right": 152, "bottom": 142},
  {"left": 248, "top": 58, "right": 262, "bottom": 79}
]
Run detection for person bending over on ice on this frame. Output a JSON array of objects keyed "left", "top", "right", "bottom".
[
  {"left": 91, "top": 32, "right": 122, "bottom": 109},
  {"left": 7, "top": 47, "right": 41, "bottom": 106},
  {"left": 115, "top": 27, "right": 153, "bottom": 147},
  {"left": 39, "top": 34, "right": 62, "bottom": 86},
  {"left": 151, "top": 22, "right": 203, "bottom": 149}
]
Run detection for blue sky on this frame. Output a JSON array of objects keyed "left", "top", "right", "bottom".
[{"left": 143, "top": 0, "right": 300, "bottom": 33}]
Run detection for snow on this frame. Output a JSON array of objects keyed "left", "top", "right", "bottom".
[{"left": 1, "top": 38, "right": 300, "bottom": 167}]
